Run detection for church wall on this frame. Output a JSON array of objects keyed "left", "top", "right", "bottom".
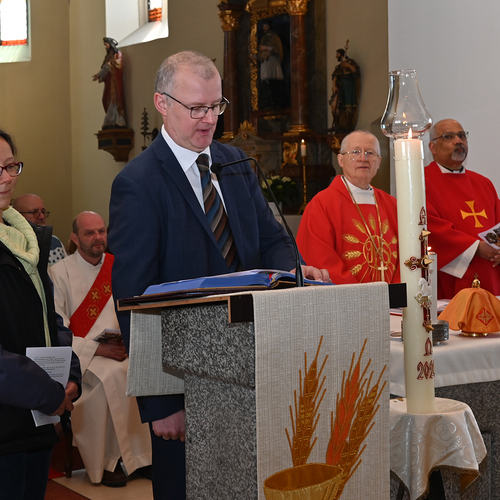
[
  {"left": 388, "top": 0, "right": 500, "bottom": 194},
  {"left": 0, "top": 0, "right": 73, "bottom": 244}
]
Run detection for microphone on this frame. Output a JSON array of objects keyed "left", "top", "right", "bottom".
[{"left": 211, "top": 156, "right": 305, "bottom": 287}]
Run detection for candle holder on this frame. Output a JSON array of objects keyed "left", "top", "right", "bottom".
[
  {"left": 298, "top": 152, "right": 308, "bottom": 215},
  {"left": 381, "top": 70, "right": 432, "bottom": 139},
  {"left": 381, "top": 69, "right": 435, "bottom": 414}
]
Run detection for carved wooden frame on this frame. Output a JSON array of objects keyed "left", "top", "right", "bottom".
[{"left": 247, "top": 1, "right": 290, "bottom": 112}]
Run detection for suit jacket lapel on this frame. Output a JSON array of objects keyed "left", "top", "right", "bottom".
[{"left": 152, "top": 137, "right": 219, "bottom": 247}]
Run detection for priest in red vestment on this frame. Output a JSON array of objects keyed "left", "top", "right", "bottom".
[
  {"left": 425, "top": 119, "right": 500, "bottom": 299},
  {"left": 297, "top": 130, "right": 399, "bottom": 284}
]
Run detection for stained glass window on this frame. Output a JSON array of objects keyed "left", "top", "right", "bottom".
[{"left": 0, "top": 0, "right": 28, "bottom": 46}]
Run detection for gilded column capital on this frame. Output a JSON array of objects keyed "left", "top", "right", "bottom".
[
  {"left": 218, "top": 10, "right": 243, "bottom": 31},
  {"left": 286, "top": 0, "right": 308, "bottom": 16}
]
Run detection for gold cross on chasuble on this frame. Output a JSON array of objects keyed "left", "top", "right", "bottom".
[{"left": 460, "top": 200, "right": 488, "bottom": 228}]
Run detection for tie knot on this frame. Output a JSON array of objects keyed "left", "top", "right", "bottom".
[{"left": 196, "top": 154, "right": 210, "bottom": 173}]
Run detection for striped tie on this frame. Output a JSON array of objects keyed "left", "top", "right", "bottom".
[{"left": 197, "top": 154, "right": 239, "bottom": 272}]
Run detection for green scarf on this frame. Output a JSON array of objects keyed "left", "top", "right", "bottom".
[{"left": 0, "top": 207, "right": 51, "bottom": 346}]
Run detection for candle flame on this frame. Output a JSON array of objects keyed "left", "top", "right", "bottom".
[{"left": 409, "top": 128, "right": 413, "bottom": 139}]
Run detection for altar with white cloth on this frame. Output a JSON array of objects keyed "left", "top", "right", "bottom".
[
  {"left": 390, "top": 314, "right": 500, "bottom": 396},
  {"left": 390, "top": 313, "right": 500, "bottom": 500}
]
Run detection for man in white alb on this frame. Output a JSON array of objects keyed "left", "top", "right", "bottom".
[{"left": 50, "top": 211, "right": 151, "bottom": 487}]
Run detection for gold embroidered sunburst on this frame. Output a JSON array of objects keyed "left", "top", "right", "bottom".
[{"left": 343, "top": 216, "right": 398, "bottom": 282}]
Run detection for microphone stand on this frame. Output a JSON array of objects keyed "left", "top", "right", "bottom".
[{"left": 211, "top": 157, "right": 305, "bottom": 287}]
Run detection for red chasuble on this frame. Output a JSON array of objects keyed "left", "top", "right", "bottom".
[
  {"left": 297, "top": 176, "right": 400, "bottom": 284},
  {"left": 425, "top": 162, "right": 500, "bottom": 298},
  {"left": 68, "top": 253, "right": 114, "bottom": 338}
]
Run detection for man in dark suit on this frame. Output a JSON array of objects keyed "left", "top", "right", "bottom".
[{"left": 108, "top": 50, "right": 329, "bottom": 499}]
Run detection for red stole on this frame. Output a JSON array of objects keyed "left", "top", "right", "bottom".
[{"left": 69, "top": 254, "right": 114, "bottom": 338}]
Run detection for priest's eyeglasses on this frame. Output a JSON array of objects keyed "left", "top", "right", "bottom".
[
  {"left": 18, "top": 209, "right": 50, "bottom": 218},
  {"left": 341, "top": 151, "right": 380, "bottom": 161},
  {"left": 0, "top": 161, "right": 23, "bottom": 177},
  {"left": 162, "top": 93, "right": 229, "bottom": 119},
  {"left": 432, "top": 132, "right": 469, "bottom": 142}
]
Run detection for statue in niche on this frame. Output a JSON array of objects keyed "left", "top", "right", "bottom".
[
  {"left": 329, "top": 41, "right": 360, "bottom": 132},
  {"left": 92, "top": 37, "right": 127, "bottom": 129},
  {"left": 257, "top": 19, "right": 288, "bottom": 110}
]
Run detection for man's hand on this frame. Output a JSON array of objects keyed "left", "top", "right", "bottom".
[
  {"left": 152, "top": 410, "right": 186, "bottom": 442},
  {"left": 95, "top": 341, "right": 128, "bottom": 361},
  {"left": 65, "top": 381, "right": 79, "bottom": 401},
  {"left": 477, "top": 241, "right": 500, "bottom": 267},
  {"left": 50, "top": 393, "right": 74, "bottom": 416},
  {"left": 289, "top": 265, "right": 332, "bottom": 283}
]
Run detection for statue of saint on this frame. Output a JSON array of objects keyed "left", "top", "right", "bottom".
[
  {"left": 329, "top": 44, "right": 361, "bottom": 132},
  {"left": 93, "top": 37, "right": 127, "bottom": 129},
  {"left": 258, "top": 20, "right": 286, "bottom": 109}
]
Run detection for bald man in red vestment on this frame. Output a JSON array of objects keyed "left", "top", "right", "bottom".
[
  {"left": 297, "top": 130, "right": 400, "bottom": 284},
  {"left": 425, "top": 119, "right": 500, "bottom": 298}
]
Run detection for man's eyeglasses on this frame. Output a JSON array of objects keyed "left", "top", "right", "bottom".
[
  {"left": 0, "top": 161, "right": 23, "bottom": 177},
  {"left": 19, "top": 209, "right": 50, "bottom": 218},
  {"left": 341, "top": 150, "right": 380, "bottom": 161},
  {"left": 161, "top": 93, "right": 229, "bottom": 119},
  {"left": 432, "top": 132, "right": 469, "bottom": 142}
]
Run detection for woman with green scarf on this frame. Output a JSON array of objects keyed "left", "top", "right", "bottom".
[{"left": 0, "top": 129, "right": 81, "bottom": 500}]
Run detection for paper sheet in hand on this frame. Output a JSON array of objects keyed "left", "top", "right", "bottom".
[
  {"left": 26, "top": 346, "right": 72, "bottom": 427},
  {"left": 479, "top": 222, "right": 500, "bottom": 249}
]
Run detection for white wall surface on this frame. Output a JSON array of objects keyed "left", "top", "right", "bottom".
[{"left": 388, "top": 0, "right": 500, "bottom": 193}]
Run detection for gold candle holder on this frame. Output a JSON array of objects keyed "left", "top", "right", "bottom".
[{"left": 298, "top": 140, "right": 308, "bottom": 215}]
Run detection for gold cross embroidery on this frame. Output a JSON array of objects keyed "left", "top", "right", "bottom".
[
  {"left": 87, "top": 304, "right": 99, "bottom": 319},
  {"left": 103, "top": 282, "right": 112, "bottom": 295},
  {"left": 476, "top": 308, "right": 493, "bottom": 326},
  {"left": 460, "top": 201, "right": 487, "bottom": 228},
  {"left": 90, "top": 288, "right": 100, "bottom": 301}
]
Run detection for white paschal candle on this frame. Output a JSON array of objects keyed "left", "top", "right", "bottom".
[
  {"left": 428, "top": 251, "right": 438, "bottom": 323},
  {"left": 394, "top": 137, "right": 435, "bottom": 414}
]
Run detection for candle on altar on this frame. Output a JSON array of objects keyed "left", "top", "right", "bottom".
[
  {"left": 428, "top": 250, "right": 438, "bottom": 323},
  {"left": 300, "top": 139, "right": 307, "bottom": 157},
  {"left": 394, "top": 133, "right": 435, "bottom": 414}
]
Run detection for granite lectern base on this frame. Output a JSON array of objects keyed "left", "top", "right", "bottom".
[{"left": 165, "top": 302, "right": 257, "bottom": 497}]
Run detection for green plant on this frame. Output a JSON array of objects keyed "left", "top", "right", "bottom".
[{"left": 261, "top": 175, "right": 298, "bottom": 207}]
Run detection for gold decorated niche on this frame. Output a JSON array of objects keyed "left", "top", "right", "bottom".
[{"left": 246, "top": 0, "right": 291, "bottom": 112}]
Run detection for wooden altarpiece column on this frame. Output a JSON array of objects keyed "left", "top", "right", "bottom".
[
  {"left": 286, "top": 0, "right": 310, "bottom": 135},
  {"left": 218, "top": 3, "right": 245, "bottom": 140}
]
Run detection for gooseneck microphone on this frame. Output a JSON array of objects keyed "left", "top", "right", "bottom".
[{"left": 211, "top": 156, "right": 305, "bottom": 287}]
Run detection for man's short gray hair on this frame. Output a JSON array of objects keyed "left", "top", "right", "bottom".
[
  {"left": 154, "top": 51, "right": 219, "bottom": 94},
  {"left": 339, "top": 130, "right": 381, "bottom": 155}
]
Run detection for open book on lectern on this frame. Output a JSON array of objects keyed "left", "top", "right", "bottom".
[{"left": 118, "top": 269, "right": 333, "bottom": 307}]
